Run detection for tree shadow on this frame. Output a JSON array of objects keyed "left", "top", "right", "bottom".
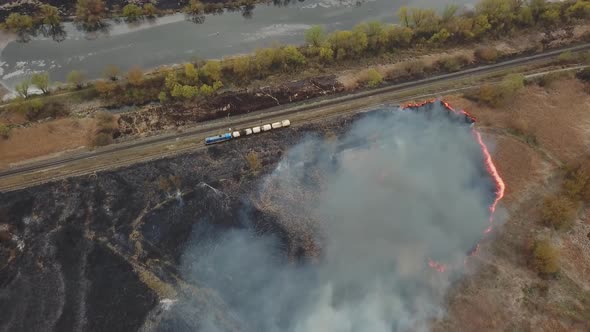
[
  {"left": 241, "top": 4, "right": 255, "bottom": 19},
  {"left": 186, "top": 14, "right": 206, "bottom": 24},
  {"left": 39, "top": 24, "right": 67, "bottom": 42},
  {"left": 76, "top": 22, "right": 112, "bottom": 40}
]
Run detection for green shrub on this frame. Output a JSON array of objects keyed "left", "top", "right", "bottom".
[
  {"left": 143, "top": 3, "right": 157, "bottom": 17},
  {"left": 4, "top": 99, "right": 70, "bottom": 121},
  {"left": 365, "top": 68, "right": 383, "bottom": 87},
  {"left": 557, "top": 51, "right": 575, "bottom": 64},
  {"left": 538, "top": 71, "right": 574, "bottom": 88},
  {"left": 0, "top": 122, "right": 10, "bottom": 139},
  {"left": 122, "top": 4, "right": 143, "bottom": 21},
  {"left": 67, "top": 70, "right": 86, "bottom": 89}
]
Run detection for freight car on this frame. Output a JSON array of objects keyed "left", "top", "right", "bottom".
[{"left": 205, "top": 119, "right": 291, "bottom": 145}]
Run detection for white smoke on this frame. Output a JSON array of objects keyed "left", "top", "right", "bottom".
[{"left": 180, "top": 102, "right": 499, "bottom": 332}]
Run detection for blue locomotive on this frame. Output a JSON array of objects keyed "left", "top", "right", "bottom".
[
  {"left": 205, "top": 119, "right": 291, "bottom": 145},
  {"left": 205, "top": 133, "right": 233, "bottom": 145}
]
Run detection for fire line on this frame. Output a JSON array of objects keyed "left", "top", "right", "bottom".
[{"left": 401, "top": 100, "right": 506, "bottom": 273}]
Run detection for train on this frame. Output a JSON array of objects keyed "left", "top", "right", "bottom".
[{"left": 205, "top": 119, "right": 291, "bottom": 145}]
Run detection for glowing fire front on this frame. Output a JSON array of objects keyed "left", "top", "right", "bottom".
[{"left": 402, "top": 100, "right": 506, "bottom": 273}]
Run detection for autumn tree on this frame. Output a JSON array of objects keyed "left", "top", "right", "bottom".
[
  {"left": 355, "top": 21, "right": 388, "bottom": 53},
  {"left": 31, "top": 72, "right": 50, "bottom": 94},
  {"left": 476, "top": 0, "right": 515, "bottom": 34},
  {"left": 39, "top": 4, "right": 61, "bottom": 27},
  {"left": 164, "top": 70, "right": 178, "bottom": 91},
  {"left": 365, "top": 68, "right": 383, "bottom": 87},
  {"left": 171, "top": 84, "right": 198, "bottom": 99},
  {"left": 184, "top": 0, "right": 204, "bottom": 15},
  {"left": 529, "top": 0, "right": 548, "bottom": 23},
  {"left": 429, "top": 28, "right": 450, "bottom": 44},
  {"left": 532, "top": 239, "right": 559, "bottom": 276},
  {"left": 498, "top": 73, "right": 525, "bottom": 100},
  {"left": 15, "top": 79, "right": 30, "bottom": 98},
  {"left": 227, "top": 56, "right": 251, "bottom": 81},
  {"left": 409, "top": 8, "right": 441, "bottom": 38},
  {"left": 305, "top": 25, "right": 325, "bottom": 48},
  {"left": 539, "top": 7, "right": 561, "bottom": 27},
  {"left": 122, "top": 4, "right": 143, "bottom": 22},
  {"left": 472, "top": 14, "right": 492, "bottom": 38},
  {"left": 329, "top": 30, "right": 368, "bottom": 60},
  {"left": 3, "top": 13, "right": 33, "bottom": 34},
  {"left": 75, "top": 0, "right": 106, "bottom": 29},
  {"left": 397, "top": 6, "right": 410, "bottom": 28},
  {"left": 199, "top": 84, "right": 214, "bottom": 96},
  {"left": 566, "top": 0, "right": 590, "bottom": 21},
  {"left": 184, "top": 63, "right": 199, "bottom": 83},
  {"left": 318, "top": 46, "right": 334, "bottom": 63},
  {"left": 201, "top": 60, "right": 222, "bottom": 82},
  {"left": 282, "top": 45, "right": 306, "bottom": 71},
  {"left": 127, "top": 67, "right": 144, "bottom": 86},
  {"left": 103, "top": 64, "right": 120, "bottom": 81},
  {"left": 385, "top": 25, "right": 413, "bottom": 49},
  {"left": 143, "top": 3, "right": 158, "bottom": 17},
  {"left": 95, "top": 80, "right": 117, "bottom": 98},
  {"left": 67, "top": 70, "right": 86, "bottom": 89}
]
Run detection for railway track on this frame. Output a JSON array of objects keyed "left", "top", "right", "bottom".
[{"left": 1, "top": 42, "right": 589, "bottom": 192}]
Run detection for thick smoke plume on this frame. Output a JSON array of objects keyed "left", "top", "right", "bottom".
[{"left": 180, "top": 102, "right": 500, "bottom": 332}]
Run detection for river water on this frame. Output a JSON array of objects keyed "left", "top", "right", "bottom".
[{"left": 0, "top": 0, "right": 472, "bottom": 90}]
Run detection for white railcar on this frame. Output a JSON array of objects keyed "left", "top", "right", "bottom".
[
  {"left": 245, "top": 128, "right": 253, "bottom": 135},
  {"left": 232, "top": 131, "right": 241, "bottom": 138},
  {"left": 252, "top": 126, "right": 261, "bottom": 134},
  {"left": 271, "top": 122, "right": 282, "bottom": 129},
  {"left": 281, "top": 120, "right": 291, "bottom": 127},
  {"left": 262, "top": 124, "right": 272, "bottom": 131}
]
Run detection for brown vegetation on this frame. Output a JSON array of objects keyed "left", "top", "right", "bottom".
[
  {"left": 0, "top": 122, "right": 10, "bottom": 139},
  {"left": 474, "top": 46, "right": 500, "bottom": 63},
  {"left": 532, "top": 238, "right": 560, "bottom": 275},
  {"left": 541, "top": 196, "right": 577, "bottom": 230},
  {"left": 0, "top": 118, "right": 93, "bottom": 169},
  {"left": 437, "top": 75, "right": 590, "bottom": 332},
  {"left": 246, "top": 151, "right": 262, "bottom": 174},
  {"left": 87, "top": 111, "right": 116, "bottom": 148}
]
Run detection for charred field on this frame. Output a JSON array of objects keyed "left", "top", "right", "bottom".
[{"left": 0, "top": 101, "right": 507, "bottom": 331}]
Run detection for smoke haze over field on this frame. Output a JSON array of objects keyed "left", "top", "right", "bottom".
[{"left": 180, "top": 103, "right": 499, "bottom": 332}]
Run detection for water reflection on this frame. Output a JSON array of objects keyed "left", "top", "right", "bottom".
[
  {"left": 40, "top": 25, "right": 67, "bottom": 43},
  {"left": 13, "top": 24, "right": 67, "bottom": 43},
  {"left": 8, "top": 0, "right": 338, "bottom": 43}
]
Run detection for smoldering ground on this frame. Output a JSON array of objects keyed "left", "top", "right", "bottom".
[{"left": 178, "top": 102, "right": 500, "bottom": 332}]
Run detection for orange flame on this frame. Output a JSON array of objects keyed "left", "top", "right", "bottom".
[{"left": 401, "top": 100, "right": 505, "bottom": 273}]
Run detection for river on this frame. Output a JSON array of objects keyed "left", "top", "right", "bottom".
[{"left": 0, "top": 0, "right": 473, "bottom": 91}]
